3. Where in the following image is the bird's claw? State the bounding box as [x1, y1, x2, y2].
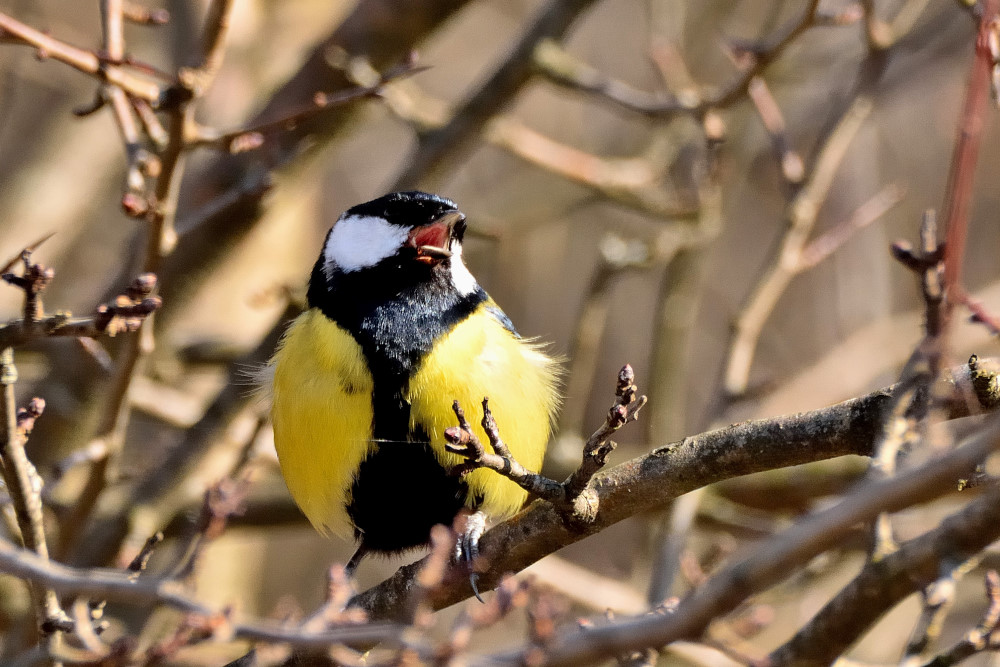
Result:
[455, 510, 487, 602]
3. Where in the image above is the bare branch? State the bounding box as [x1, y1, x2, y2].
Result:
[0, 537, 405, 649]
[724, 96, 874, 396]
[0, 348, 68, 633]
[0, 273, 160, 349]
[0, 11, 162, 101]
[351, 361, 1000, 620]
[920, 570, 1000, 666]
[486, 421, 1000, 667]
[393, 0, 599, 189]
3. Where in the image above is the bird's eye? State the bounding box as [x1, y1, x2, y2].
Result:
[453, 217, 467, 238]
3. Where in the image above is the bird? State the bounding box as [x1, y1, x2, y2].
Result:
[267, 191, 560, 580]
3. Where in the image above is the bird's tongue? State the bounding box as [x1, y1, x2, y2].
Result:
[408, 221, 450, 251]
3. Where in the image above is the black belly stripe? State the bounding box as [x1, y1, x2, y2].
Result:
[307, 254, 491, 552]
[347, 430, 469, 551]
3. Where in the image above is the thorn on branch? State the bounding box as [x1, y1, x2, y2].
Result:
[73, 91, 107, 117]
[892, 210, 946, 341]
[891, 240, 945, 273]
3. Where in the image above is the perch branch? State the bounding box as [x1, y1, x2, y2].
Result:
[483, 421, 1000, 667]
[351, 358, 1000, 620]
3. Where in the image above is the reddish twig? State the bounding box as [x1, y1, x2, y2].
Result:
[940, 0, 1000, 326]
[958, 288, 1000, 335]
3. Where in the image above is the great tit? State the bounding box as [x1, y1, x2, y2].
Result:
[268, 191, 560, 575]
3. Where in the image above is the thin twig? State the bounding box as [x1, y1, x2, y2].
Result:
[0, 11, 161, 101]
[0, 537, 406, 649]
[56, 0, 239, 562]
[445, 365, 646, 511]
[0, 350, 69, 635]
[940, 0, 1000, 327]
[535, 0, 824, 116]
[797, 183, 905, 270]
[185, 59, 426, 153]
[747, 76, 804, 185]
[724, 96, 874, 396]
[393, 0, 599, 189]
[921, 570, 1000, 666]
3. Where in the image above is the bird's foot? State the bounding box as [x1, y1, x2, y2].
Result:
[455, 510, 487, 602]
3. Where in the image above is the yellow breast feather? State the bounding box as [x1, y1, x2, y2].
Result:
[270, 309, 374, 536]
[406, 302, 560, 521]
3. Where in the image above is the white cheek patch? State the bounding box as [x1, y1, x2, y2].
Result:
[323, 214, 409, 273]
[449, 242, 479, 296]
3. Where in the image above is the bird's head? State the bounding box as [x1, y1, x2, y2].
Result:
[315, 191, 478, 297]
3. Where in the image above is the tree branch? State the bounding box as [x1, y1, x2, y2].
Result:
[350, 359, 1000, 620]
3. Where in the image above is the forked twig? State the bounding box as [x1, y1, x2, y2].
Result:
[445, 365, 646, 518]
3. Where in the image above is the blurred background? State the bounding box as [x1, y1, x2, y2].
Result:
[1, 0, 999, 664]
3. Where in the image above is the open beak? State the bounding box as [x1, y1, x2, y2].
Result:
[407, 210, 465, 264]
